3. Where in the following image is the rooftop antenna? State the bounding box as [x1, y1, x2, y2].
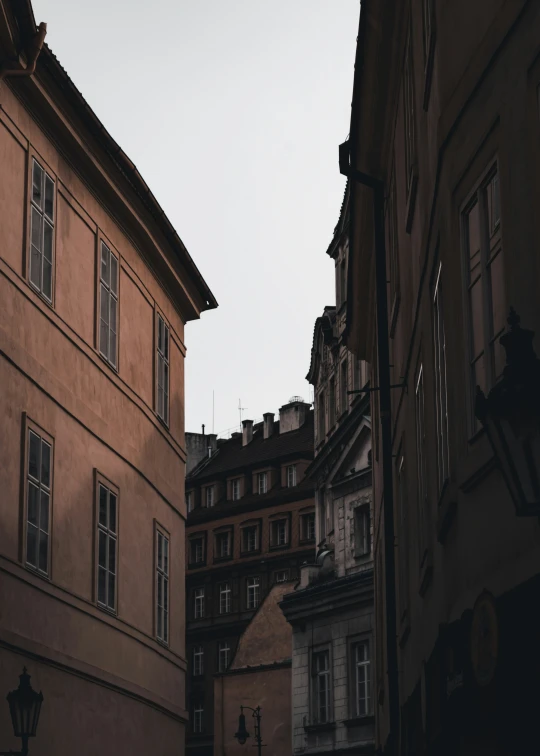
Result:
[238, 398, 247, 430]
[202, 424, 205, 435]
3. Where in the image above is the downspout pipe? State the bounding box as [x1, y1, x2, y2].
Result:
[0, 22, 47, 82]
[340, 142, 400, 755]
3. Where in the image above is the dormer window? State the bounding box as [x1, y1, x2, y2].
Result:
[257, 472, 268, 495]
[287, 465, 297, 488]
[232, 479, 241, 501]
[205, 486, 214, 508]
[186, 491, 193, 513]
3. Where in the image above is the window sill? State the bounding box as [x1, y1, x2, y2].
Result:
[269, 542, 290, 552]
[343, 715, 374, 728]
[188, 561, 207, 570]
[240, 549, 261, 558]
[304, 721, 336, 733]
[299, 537, 316, 546]
[213, 555, 233, 564]
[354, 549, 372, 560]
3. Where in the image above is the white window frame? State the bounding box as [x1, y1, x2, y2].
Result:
[193, 645, 204, 676]
[219, 582, 231, 614]
[155, 528, 169, 645]
[242, 525, 259, 553]
[312, 649, 331, 724]
[29, 158, 55, 303]
[232, 479, 241, 500]
[246, 577, 260, 609]
[186, 491, 193, 513]
[96, 482, 118, 613]
[193, 703, 204, 733]
[286, 465, 297, 488]
[275, 570, 289, 583]
[156, 313, 170, 425]
[99, 240, 119, 369]
[194, 587, 205, 619]
[216, 531, 230, 559]
[271, 518, 288, 547]
[218, 641, 230, 672]
[258, 472, 268, 495]
[26, 428, 52, 577]
[205, 486, 214, 508]
[433, 262, 450, 496]
[353, 641, 372, 717]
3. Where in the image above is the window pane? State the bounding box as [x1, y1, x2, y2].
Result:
[101, 243, 110, 286]
[164, 326, 169, 361]
[158, 317, 164, 352]
[108, 537, 116, 575]
[26, 523, 38, 567]
[109, 330, 117, 368]
[164, 363, 169, 396]
[164, 577, 168, 611]
[30, 243, 41, 290]
[163, 610, 168, 642]
[158, 573, 163, 607]
[44, 175, 54, 219]
[98, 566, 106, 604]
[38, 531, 48, 573]
[110, 296, 117, 335]
[487, 172, 500, 235]
[157, 609, 163, 638]
[28, 431, 40, 480]
[100, 284, 110, 327]
[489, 250, 505, 339]
[467, 202, 481, 277]
[109, 493, 117, 534]
[42, 259, 52, 302]
[32, 161, 43, 207]
[40, 490, 49, 532]
[158, 533, 163, 570]
[470, 277, 484, 359]
[28, 483, 39, 525]
[98, 530, 107, 568]
[100, 320, 109, 360]
[110, 254, 118, 296]
[99, 486, 108, 526]
[164, 538, 169, 574]
[31, 206, 42, 251]
[108, 572, 115, 609]
[41, 441, 51, 487]
[43, 220, 53, 264]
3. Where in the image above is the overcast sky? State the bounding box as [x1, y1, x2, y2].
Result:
[32, 0, 359, 436]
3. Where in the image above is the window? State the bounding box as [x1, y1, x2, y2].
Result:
[26, 427, 52, 576]
[329, 378, 335, 427]
[193, 645, 204, 676]
[257, 472, 267, 495]
[312, 650, 331, 724]
[353, 359, 364, 391]
[354, 505, 370, 557]
[205, 486, 214, 508]
[194, 587, 205, 619]
[353, 641, 372, 717]
[242, 525, 259, 553]
[186, 491, 193, 513]
[271, 518, 288, 547]
[193, 703, 204, 733]
[232, 478, 241, 500]
[415, 365, 427, 561]
[156, 528, 169, 644]
[218, 641, 230, 672]
[463, 165, 503, 431]
[219, 582, 231, 614]
[340, 259, 346, 307]
[215, 531, 231, 559]
[275, 570, 289, 583]
[318, 391, 326, 442]
[403, 29, 417, 201]
[97, 482, 118, 612]
[286, 464, 297, 488]
[99, 241, 119, 368]
[29, 158, 55, 303]
[300, 512, 316, 542]
[246, 577, 260, 609]
[433, 263, 450, 495]
[340, 360, 348, 415]
[190, 537, 205, 565]
[396, 453, 409, 618]
[156, 314, 169, 425]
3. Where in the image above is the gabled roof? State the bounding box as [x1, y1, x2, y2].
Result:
[306, 307, 336, 385]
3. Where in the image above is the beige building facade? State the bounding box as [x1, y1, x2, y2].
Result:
[0, 2, 215, 753]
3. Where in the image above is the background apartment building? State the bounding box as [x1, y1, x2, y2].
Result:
[185, 399, 315, 756]
[281, 186, 374, 756]
[343, 0, 540, 754]
[0, 3, 215, 754]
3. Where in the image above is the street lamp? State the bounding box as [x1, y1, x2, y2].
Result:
[475, 307, 540, 516]
[1, 668, 43, 756]
[234, 705, 264, 756]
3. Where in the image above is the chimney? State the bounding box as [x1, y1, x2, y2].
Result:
[279, 397, 310, 434]
[242, 419, 253, 446]
[263, 412, 274, 439]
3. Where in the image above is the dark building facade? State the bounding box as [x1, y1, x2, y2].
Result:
[343, 1, 540, 754]
[185, 399, 315, 756]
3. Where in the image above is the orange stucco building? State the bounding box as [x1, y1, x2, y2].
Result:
[0, 2, 216, 754]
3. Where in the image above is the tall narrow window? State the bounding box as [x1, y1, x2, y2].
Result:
[318, 391, 326, 442]
[156, 314, 170, 425]
[242, 525, 259, 553]
[433, 263, 450, 495]
[156, 529, 169, 644]
[232, 479, 241, 500]
[215, 531, 230, 559]
[29, 159, 54, 303]
[463, 165, 504, 431]
[206, 486, 214, 507]
[193, 703, 204, 733]
[193, 645, 204, 676]
[194, 587, 205, 619]
[312, 650, 331, 724]
[287, 465, 297, 488]
[26, 428, 52, 576]
[415, 366, 427, 562]
[99, 241, 119, 368]
[354, 505, 370, 557]
[257, 472, 267, 495]
[219, 582, 231, 614]
[403, 30, 417, 201]
[246, 577, 260, 609]
[190, 537, 205, 565]
[301, 512, 316, 542]
[354, 642, 371, 717]
[271, 519, 288, 547]
[218, 641, 230, 672]
[97, 482, 118, 612]
[186, 491, 193, 513]
[340, 360, 348, 414]
[329, 378, 336, 427]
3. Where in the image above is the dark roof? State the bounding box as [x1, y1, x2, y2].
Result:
[306, 308, 336, 384]
[325, 179, 350, 258]
[187, 411, 314, 482]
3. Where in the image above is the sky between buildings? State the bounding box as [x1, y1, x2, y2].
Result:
[32, 0, 360, 436]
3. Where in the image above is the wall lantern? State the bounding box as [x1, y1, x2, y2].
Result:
[1, 668, 43, 756]
[475, 308, 540, 516]
[234, 705, 264, 756]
